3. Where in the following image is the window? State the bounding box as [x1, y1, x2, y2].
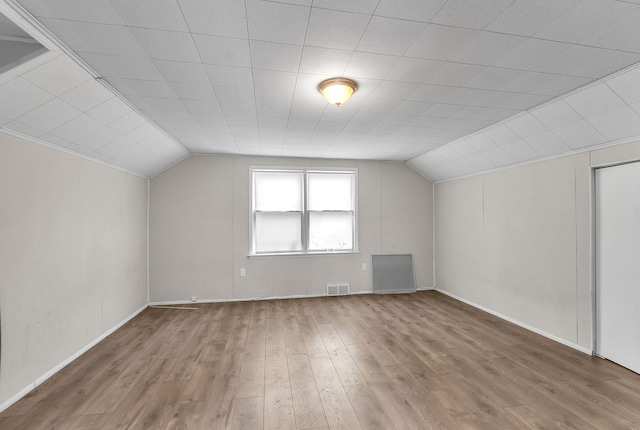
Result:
[250, 167, 357, 255]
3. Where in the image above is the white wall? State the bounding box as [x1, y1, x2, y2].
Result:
[434, 139, 640, 351]
[149, 155, 433, 302]
[0, 132, 148, 407]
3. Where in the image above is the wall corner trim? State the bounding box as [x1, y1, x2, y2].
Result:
[0, 304, 148, 414]
[435, 288, 593, 356]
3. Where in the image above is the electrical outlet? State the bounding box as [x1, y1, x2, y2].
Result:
[362, 263, 367, 271]
[240, 268, 246, 277]
[191, 296, 197, 302]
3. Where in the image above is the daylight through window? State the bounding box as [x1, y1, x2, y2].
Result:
[251, 168, 357, 255]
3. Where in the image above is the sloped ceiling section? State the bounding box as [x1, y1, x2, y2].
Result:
[0, 4, 188, 177]
[408, 63, 640, 181]
[3, 0, 640, 179]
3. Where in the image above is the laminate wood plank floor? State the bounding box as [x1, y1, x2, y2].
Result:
[3, 291, 640, 429]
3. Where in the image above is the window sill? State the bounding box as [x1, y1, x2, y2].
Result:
[248, 251, 360, 258]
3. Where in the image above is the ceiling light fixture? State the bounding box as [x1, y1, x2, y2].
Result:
[318, 77, 358, 107]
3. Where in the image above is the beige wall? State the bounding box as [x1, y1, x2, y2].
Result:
[149, 155, 433, 302]
[0, 133, 148, 407]
[434, 139, 640, 351]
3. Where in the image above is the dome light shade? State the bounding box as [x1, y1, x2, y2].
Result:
[318, 78, 358, 107]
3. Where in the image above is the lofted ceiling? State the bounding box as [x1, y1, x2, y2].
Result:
[1, 0, 640, 180]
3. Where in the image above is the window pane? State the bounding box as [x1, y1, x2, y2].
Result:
[255, 171, 302, 211]
[308, 173, 353, 211]
[255, 212, 302, 253]
[308, 212, 353, 251]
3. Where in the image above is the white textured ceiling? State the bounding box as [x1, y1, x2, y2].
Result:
[1, 0, 640, 179]
[409, 65, 640, 180]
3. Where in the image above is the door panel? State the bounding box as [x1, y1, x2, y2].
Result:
[596, 162, 640, 373]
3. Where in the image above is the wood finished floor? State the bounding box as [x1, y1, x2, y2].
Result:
[2, 291, 640, 429]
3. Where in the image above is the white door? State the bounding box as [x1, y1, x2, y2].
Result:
[596, 162, 640, 374]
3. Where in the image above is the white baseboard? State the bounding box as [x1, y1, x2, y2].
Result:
[0, 384, 34, 416]
[149, 288, 440, 308]
[435, 288, 592, 356]
[149, 290, 375, 306]
[0, 304, 148, 414]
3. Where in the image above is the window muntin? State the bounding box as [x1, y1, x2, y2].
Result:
[251, 168, 357, 255]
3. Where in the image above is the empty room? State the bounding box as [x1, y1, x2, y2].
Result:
[2, 0, 640, 428]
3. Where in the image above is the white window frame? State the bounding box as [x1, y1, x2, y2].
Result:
[250, 166, 358, 256]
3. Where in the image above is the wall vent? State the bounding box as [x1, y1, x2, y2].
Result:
[327, 283, 350, 296]
[372, 254, 416, 294]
